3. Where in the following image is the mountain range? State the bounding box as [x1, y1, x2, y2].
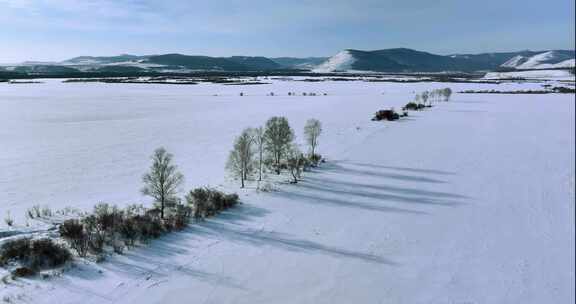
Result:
[314, 48, 575, 72]
[2, 48, 574, 75]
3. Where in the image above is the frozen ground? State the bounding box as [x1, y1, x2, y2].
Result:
[483, 69, 575, 80]
[0, 78, 574, 303]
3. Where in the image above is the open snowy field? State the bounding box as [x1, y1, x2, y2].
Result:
[0, 78, 574, 303]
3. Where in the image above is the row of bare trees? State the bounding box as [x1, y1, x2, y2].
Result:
[414, 88, 452, 106]
[226, 117, 323, 187]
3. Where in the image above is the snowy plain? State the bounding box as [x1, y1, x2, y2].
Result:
[0, 77, 574, 303]
[484, 69, 575, 80]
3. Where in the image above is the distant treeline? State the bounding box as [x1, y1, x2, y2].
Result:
[459, 87, 575, 94]
[0, 70, 485, 81]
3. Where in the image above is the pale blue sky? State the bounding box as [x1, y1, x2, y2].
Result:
[1, 0, 574, 62]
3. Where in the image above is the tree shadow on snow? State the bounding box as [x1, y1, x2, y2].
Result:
[296, 182, 464, 207]
[193, 219, 398, 266]
[64, 204, 271, 291]
[304, 176, 468, 200]
[321, 161, 448, 184]
[270, 160, 469, 215]
[343, 161, 456, 176]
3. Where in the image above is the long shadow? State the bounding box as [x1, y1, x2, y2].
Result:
[452, 100, 487, 104]
[269, 189, 428, 214]
[115, 247, 246, 290]
[343, 161, 456, 176]
[194, 219, 397, 266]
[304, 176, 468, 200]
[66, 204, 271, 289]
[295, 182, 463, 207]
[85, 235, 247, 290]
[447, 110, 487, 113]
[322, 162, 447, 184]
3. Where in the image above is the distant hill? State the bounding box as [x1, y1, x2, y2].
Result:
[498, 50, 575, 69]
[3, 49, 573, 76]
[12, 65, 80, 74]
[271, 57, 328, 69]
[143, 54, 286, 71]
[62, 54, 143, 65]
[143, 54, 246, 71]
[227, 56, 282, 70]
[314, 48, 575, 72]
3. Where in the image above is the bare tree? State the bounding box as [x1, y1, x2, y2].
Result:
[421, 91, 429, 106]
[442, 88, 453, 101]
[250, 127, 265, 182]
[286, 145, 303, 184]
[264, 116, 294, 174]
[226, 128, 254, 188]
[142, 147, 184, 219]
[431, 90, 438, 104]
[304, 118, 322, 157]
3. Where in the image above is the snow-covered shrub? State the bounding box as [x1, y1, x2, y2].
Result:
[372, 109, 401, 121]
[31, 205, 41, 218]
[11, 266, 36, 278]
[140, 211, 164, 240]
[0, 238, 71, 273]
[27, 238, 71, 269]
[169, 203, 191, 230]
[0, 238, 31, 266]
[117, 205, 144, 247]
[59, 219, 89, 257]
[286, 146, 308, 183]
[309, 153, 323, 166]
[223, 193, 240, 209]
[402, 102, 426, 111]
[82, 215, 106, 255]
[118, 216, 138, 247]
[186, 188, 209, 221]
[185, 188, 239, 220]
[258, 181, 275, 192]
[41, 207, 53, 218]
[4, 212, 14, 227]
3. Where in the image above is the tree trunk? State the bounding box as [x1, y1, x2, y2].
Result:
[276, 152, 281, 174]
[258, 149, 263, 181]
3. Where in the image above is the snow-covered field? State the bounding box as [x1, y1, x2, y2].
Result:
[484, 69, 575, 80]
[0, 78, 574, 303]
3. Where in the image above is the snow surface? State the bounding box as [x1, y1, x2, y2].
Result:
[501, 55, 528, 68]
[550, 58, 576, 69]
[0, 78, 574, 303]
[313, 51, 356, 72]
[519, 51, 563, 69]
[484, 69, 575, 80]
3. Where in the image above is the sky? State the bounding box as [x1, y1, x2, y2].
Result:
[1, 0, 575, 62]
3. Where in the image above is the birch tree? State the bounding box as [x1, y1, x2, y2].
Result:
[264, 116, 294, 174]
[250, 126, 265, 182]
[226, 128, 254, 188]
[286, 145, 303, 184]
[442, 88, 453, 101]
[421, 91, 429, 106]
[142, 147, 184, 219]
[304, 119, 322, 157]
